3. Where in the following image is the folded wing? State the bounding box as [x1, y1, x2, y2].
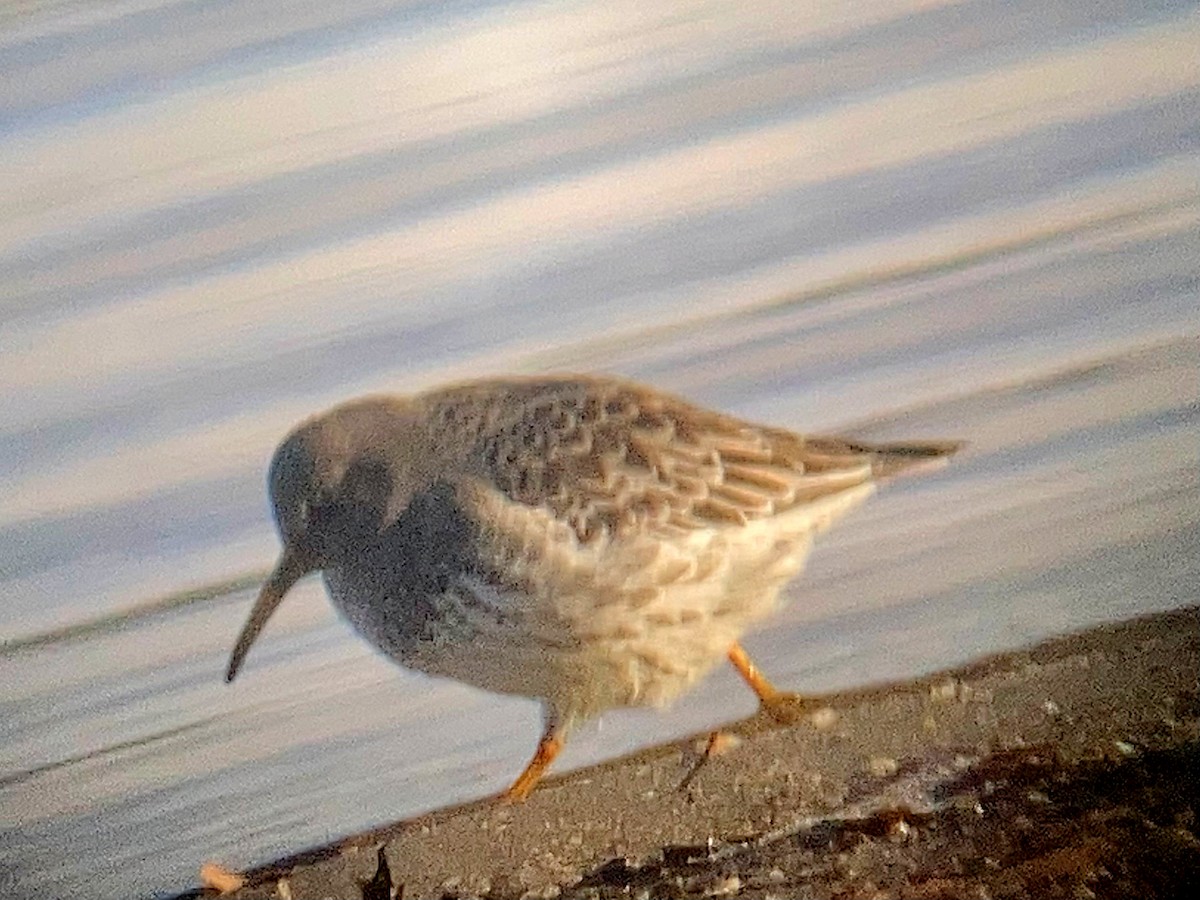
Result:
[422, 376, 960, 544]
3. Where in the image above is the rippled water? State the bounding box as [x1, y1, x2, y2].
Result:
[2, 2, 1198, 898]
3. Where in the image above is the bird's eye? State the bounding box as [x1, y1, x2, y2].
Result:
[344, 460, 391, 508]
[307, 496, 341, 529]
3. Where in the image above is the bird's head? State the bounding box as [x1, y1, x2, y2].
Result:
[225, 397, 430, 683]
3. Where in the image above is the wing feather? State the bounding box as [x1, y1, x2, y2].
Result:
[417, 376, 955, 544]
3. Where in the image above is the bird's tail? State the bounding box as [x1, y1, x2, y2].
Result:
[807, 436, 966, 480]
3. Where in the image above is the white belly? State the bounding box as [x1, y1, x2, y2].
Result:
[322, 481, 870, 720]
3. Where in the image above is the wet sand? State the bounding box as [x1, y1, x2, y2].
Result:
[190, 605, 1199, 899]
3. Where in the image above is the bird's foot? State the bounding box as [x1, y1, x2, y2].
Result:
[756, 690, 822, 725]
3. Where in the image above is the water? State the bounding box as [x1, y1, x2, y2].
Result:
[2, 1, 1198, 897]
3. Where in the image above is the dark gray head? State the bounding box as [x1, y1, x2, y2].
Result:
[226, 397, 429, 682]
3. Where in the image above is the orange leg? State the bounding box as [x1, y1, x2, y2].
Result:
[728, 642, 815, 723]
[677, 730, 738, 792]
[727, 642, 781, 704]
[500, 724, 564, 803]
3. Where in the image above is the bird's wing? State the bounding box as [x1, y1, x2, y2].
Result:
[422, 376, 950, 544]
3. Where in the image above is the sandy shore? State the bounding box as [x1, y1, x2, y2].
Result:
[192, 606, 1199, 899]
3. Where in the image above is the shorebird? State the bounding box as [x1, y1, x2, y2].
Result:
[226, 375, 960, 801]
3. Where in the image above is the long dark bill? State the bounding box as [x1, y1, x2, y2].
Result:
[226, 548, 313, 683]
